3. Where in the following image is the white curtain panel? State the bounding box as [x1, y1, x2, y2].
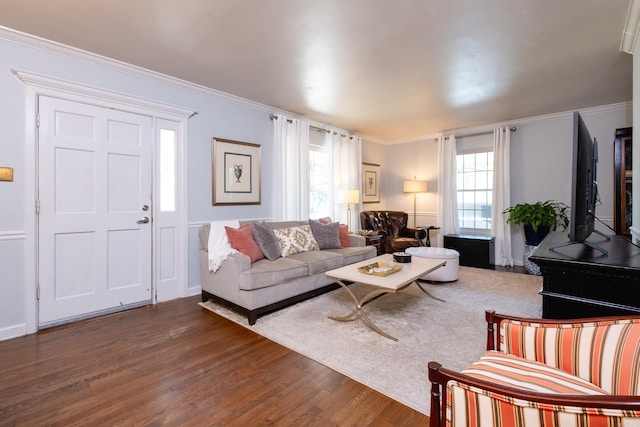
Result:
[272, 115, 310, 220]
[492, 126, 514, 266]
[436, 135, 459, 247]
[331, 133, 362, 230]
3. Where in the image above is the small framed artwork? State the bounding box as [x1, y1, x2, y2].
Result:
[212, 137, 261, 205]
[362, 162, 380, 203]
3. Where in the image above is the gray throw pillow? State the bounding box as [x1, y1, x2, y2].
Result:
[250, 221, 281, 260]
[308, 219, 342, 249]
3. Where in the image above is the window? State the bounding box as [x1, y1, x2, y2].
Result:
[159, 128, 176, 212]
[456, 150, 493, 231]
[309, 131, 331, 218]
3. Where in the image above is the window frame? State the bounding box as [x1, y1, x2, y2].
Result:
[456, 147, 493, 235]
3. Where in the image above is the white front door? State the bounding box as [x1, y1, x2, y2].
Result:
[38, 96, 153, 327]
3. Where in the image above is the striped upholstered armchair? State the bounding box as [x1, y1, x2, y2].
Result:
[428, 311, 640, 426]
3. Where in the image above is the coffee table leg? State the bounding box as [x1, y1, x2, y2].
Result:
[415, 281, 447, 302]
[328, 280, 399, 341]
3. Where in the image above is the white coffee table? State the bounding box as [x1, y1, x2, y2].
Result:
[325, 253, 446, 341]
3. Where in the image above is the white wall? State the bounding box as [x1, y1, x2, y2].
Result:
[507, 106, 631, 264]
[361, 138, 440, 231]
[361, 138, 386, 213]
[364, 105, 631, 266]
[383, 140, 439, 229]
[0, 29, 318, 339]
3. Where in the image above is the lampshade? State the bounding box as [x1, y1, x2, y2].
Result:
[403, 179, 428, 193]
[339, 189, 360, 204]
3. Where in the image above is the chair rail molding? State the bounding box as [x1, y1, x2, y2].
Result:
[0, 230, 26, 241]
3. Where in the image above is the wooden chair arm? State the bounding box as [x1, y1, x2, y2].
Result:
[428, 361, 640, 427]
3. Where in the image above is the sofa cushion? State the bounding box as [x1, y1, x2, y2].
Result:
[273, 225, 319, 257]
[238, 257, 308, 291]
[250, 221, 281, 261]
[225, 225, 264, 263]
[287, 250, 343, 275]
[324, 246, 377, 265]
[309, 219, 342, 249]
[462, 351, 608, 395]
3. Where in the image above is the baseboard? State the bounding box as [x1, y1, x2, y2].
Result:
[0, 322, 27, 341]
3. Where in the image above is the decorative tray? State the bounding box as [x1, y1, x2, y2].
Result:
[358, 261, 402, 277]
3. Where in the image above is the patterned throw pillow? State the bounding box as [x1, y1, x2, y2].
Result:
[273, 225, 319, 257]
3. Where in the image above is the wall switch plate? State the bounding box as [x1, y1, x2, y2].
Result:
[0, 167, 14, 182]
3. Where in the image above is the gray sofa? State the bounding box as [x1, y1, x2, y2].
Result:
[199, 220, 377, 325]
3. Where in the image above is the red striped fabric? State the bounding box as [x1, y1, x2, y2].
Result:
[462, 351, 608, 395]
[446, 381, 639, 427]
[499, 318, 640, 395]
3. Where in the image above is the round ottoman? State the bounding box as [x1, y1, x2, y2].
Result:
[405, 247, 460, 282]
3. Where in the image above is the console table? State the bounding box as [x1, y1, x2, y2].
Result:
[444, 234, 495, 269]
[529, 231, 640, 318]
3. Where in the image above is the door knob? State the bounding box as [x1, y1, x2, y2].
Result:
[137, 217, 150, 224]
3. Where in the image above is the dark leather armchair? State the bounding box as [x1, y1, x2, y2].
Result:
[360, 211, 426, 253]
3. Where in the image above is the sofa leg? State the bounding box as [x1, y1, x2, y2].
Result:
[248, 312, 258, 326]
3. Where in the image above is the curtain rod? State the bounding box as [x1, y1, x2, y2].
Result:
[439, 126, 517, 140]
[269, 113, 352, 137]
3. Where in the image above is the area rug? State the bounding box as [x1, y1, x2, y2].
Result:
[199, 266, 542, 415]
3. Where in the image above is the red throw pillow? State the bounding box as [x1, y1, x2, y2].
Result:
[339, 224, 350, 247]
[225, 224, 264, 263]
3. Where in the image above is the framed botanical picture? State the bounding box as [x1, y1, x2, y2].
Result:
[212, 138, 261, 205]
[362, 162, 380, 203]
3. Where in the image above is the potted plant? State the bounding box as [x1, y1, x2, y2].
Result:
[502, 200, 569, 246]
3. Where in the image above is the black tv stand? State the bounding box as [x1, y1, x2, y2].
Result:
[548, 229, 610, 258]
[530, 232, 640, 318]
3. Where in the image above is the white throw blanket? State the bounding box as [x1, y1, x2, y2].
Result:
[208, 220, 239, 272]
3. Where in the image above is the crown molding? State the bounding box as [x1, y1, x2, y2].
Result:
[1, 26, 630, 145]
[0, 26, 357, 135]
[0, 26, 278, 114]
[373, 102, 632, 145]
[13, 69, 197, 119]
[442, 102, 632, 137]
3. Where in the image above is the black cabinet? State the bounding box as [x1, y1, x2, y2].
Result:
[530, 231, 640, 318]
[444, 234, 495, 268]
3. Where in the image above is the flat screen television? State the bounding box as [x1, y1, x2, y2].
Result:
[551, 111, 607, 256]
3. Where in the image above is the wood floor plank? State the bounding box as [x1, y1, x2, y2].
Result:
[0, 296, 429, 426]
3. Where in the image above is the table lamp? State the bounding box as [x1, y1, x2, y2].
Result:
[403, 177, 428, 228]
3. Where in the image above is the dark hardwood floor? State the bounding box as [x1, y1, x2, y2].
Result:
[0, 296, 428, 426]
[493, 264, 526, 274]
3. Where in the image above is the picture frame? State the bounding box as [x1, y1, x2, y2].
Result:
[212, 137, 261, 205]
[362, 162, 381, 203]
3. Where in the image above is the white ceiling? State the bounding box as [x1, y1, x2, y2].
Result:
[0, 0, 634, 142]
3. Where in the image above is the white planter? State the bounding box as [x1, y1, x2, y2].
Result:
[524, 244, 541, 275]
